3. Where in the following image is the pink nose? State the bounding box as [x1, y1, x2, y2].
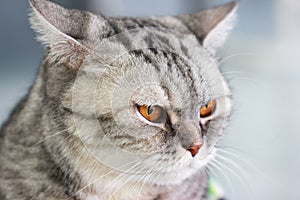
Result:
[187, 144, 202, 157]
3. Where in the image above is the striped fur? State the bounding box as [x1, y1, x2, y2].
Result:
[0, 0, 237, 199]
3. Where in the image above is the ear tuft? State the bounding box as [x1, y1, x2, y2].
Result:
[29, 0, 89, 70]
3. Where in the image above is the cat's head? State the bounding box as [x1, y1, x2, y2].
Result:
[29, 0, 236, 184]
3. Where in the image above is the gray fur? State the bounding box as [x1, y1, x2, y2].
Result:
[0, 0, 237, 199]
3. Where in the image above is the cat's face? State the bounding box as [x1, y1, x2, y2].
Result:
[29, 0, 236, 184]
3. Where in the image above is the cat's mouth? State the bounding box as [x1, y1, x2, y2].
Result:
[111, 149, 209, 186]
[140, 161, 203, 185]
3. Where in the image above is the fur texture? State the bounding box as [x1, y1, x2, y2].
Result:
[0, 0, 237, 199]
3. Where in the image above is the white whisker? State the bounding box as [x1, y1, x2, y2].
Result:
[216, 147, 272, 183]
[105, 163, 146, 200]
[211, 157, 254, 200]
[208, 160, 235, 196]
[219, 52, 256, 66]
[73, 159, 140, 197]
[31, 127, 74, 146]
[135, 165, 159, 200]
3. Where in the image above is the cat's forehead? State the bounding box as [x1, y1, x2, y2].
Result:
[87, 26, 199, 62]
[86, 49, 214, 107]
[81, 14, 192, 46]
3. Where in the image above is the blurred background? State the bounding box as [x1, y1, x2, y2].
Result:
[0, 0, 299, 199]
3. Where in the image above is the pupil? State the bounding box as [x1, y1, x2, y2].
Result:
[147, 106, 153, 115]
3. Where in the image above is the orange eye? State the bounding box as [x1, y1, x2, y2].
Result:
[137, 105, 166, 123]
[200, 100, 216, 118]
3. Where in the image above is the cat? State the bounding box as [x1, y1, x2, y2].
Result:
[0, 0, 237, 199]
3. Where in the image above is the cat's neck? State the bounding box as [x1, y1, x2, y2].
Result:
[76, 164, 207, 200]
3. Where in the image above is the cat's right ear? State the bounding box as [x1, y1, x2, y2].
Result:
[176, 2, 238, 55]
[28, 0, 108, 70]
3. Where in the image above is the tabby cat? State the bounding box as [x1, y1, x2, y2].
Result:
[0, 0, 237, 199]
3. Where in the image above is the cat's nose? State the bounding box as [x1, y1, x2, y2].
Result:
[187, 144, 202, 157]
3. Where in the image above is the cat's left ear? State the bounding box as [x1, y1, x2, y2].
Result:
[28, 0, 110, 70]
[177, 2, 238, 54]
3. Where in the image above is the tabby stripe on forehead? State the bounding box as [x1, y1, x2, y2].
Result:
[130, 49, 199, 98]
[130, 49, 161, 72]
[172, 53, 199, 98]
[111, 17, 168, 31]
[106, 17, 168, 52]
[163, 52, 199, 98]
[104, 19, 134, 51]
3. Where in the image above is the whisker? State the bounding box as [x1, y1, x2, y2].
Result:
[216, 147, 271, 182]
[104, 155, 159, 199]
[221, 71, 255, 76]
[31, 127, 74, 146]
[106, 157, 162, 200]
[213, 153, 250, 189]
[208, 160, 235, 197]
[228, 77, 261, 84]
[73, 159, 140, 197]
[211, 157, 254, 200]
[105, 163, 146, 200]
[219, 52, 256, 66]
[135, 162, 163, 200]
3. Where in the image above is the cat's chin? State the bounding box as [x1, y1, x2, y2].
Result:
[147, 150, 215, 185]
[138, 158, 205, 186]
[147, 164, 203, 186]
